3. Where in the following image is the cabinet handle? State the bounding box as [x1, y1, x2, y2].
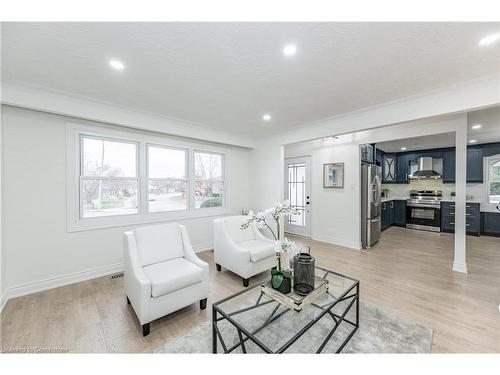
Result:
[390, 202, 394, 208]
[449, 213, 469, 216]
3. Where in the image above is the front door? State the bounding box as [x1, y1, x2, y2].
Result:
[284, 156, 311, 237]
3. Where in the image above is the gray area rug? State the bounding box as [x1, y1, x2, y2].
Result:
[153, 300, 433, 354]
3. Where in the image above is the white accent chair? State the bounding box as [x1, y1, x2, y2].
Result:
[213, 216, 276, 287]
[124, 223, 209, 336]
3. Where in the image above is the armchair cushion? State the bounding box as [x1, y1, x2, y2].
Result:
[134, 223, 184, 267]
[238, 240, 275, 263]
[143, 258, 203, 298]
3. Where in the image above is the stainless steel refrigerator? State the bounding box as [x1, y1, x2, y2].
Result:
[361, 164, 382, 248]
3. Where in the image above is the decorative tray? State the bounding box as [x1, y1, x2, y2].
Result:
[261, 276, 329, 312]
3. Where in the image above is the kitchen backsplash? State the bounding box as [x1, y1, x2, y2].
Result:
[382, 179, 486, 202]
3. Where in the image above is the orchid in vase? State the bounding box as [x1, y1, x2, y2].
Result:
[240, 200, 299, 292]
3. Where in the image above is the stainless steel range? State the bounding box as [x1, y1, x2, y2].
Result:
[406, 190, 442, 232]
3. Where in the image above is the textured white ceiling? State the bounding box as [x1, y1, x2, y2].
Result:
[2, 22, 499, 138]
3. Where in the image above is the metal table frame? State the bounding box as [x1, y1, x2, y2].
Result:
[212, 266, 359, 354]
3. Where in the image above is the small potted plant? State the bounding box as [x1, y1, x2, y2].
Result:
[382, 188, 390, 198]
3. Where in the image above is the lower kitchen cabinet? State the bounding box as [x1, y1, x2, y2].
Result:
[441, 202, 480, 236]
[393, 200, 406, 227]
[381, 201, 393, 231]
[481, 212, 500, 236]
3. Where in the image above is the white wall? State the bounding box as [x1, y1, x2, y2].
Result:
[2, 105, 249, 298]
[277, 115, 468, 249]
[285, 140, 361, 248]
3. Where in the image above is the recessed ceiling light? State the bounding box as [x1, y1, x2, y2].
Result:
[479, 33, 500, 46]
[471, 124, 482, 130]
[401, 147, 407, 151]
[109, 59, 125, 71]
[283, 44, 297, 56]
[262, 114, 271, 121]
[469, 139, 477, 143]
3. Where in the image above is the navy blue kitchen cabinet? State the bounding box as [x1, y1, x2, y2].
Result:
[441, 147, 484, 183]
[382, 154, 397, 183]
[393, 200, 406, 227]
[442, 149, 455, 183]
[381, 201, 393, 230]
[466, 147, 483, 183]
[482, 212, 500, 236]
[441, 202, 480, 236]
[396, 154, 408, 183]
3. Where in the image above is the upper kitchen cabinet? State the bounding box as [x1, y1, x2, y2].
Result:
[382, 154, 397, 183]
[360, 144, 375, 164]
[396, 154, 408, 183]
[466, 147, 483, 183]
[442, 149, 455, 183]
[442, 146, 484, 183]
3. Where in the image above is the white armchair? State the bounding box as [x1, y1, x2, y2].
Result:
[124, 223, 209, 336]
[213, 216, 276, 287]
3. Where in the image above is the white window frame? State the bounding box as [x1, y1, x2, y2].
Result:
[66, 123, 229, 232]
[192, 149, 226, 210]
[79, 134, 140, 220]
[485, 154, 500, 209]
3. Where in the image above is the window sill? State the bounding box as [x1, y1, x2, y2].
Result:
[67, 208, 232, 233]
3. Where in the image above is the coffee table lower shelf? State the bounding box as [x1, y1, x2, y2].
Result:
[212, 266, 359, 354]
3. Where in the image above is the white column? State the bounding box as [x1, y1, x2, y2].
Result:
[453, 118, 468, 273]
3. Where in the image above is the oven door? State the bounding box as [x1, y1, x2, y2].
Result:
[406, 205, 441, 229]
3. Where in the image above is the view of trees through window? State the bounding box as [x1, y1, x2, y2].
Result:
[81, 137, 138, 218]
[194, 151, 224, 208]
[488, 158, 500, 203]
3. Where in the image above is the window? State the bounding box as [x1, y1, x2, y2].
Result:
[68, 124, 228, 231]
[487, 157, 500, 204]
[80, 136, 138, 218]
[194, 151, 224, 209]
[147, 145, 188, 212]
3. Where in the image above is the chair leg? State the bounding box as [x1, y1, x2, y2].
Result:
[142, 323, 150, 337]
[242, 278, 249, 287]
[126, 296, 131, 305]
[216, 263, 221, 272]
[200, 298, 207, 310]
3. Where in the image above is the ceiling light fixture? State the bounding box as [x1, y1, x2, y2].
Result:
[469, 139, 477, 143]
[400, 147, 407, 151]
[262, 114, 272, 121]
[283, 44, 297, 56]
[479, 32, 500, 46]
[109, 59, 125, 71]
[471, 124, 482, 130]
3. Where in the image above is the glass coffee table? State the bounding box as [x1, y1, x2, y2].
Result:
[212, 266, 359, 354]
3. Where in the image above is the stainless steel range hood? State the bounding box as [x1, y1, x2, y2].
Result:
[409, 157, 442, 179]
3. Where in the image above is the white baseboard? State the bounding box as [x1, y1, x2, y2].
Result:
[7, 262, 123, 300]
[0, 291, 8, 314]
[452, 261, 468, 274]
[312, 234, 362, 250]
[193, 242, 213, 253]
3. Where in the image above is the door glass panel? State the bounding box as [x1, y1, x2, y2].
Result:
[287, 163, 306, 227]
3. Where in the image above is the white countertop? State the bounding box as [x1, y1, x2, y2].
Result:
[381, 196, 408, 203]
[440, 198, 483, 204]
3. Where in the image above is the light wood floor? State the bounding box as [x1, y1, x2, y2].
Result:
[1, 227, 499, 353]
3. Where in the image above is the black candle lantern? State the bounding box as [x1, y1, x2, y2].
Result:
[293, 246, 315, 295]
